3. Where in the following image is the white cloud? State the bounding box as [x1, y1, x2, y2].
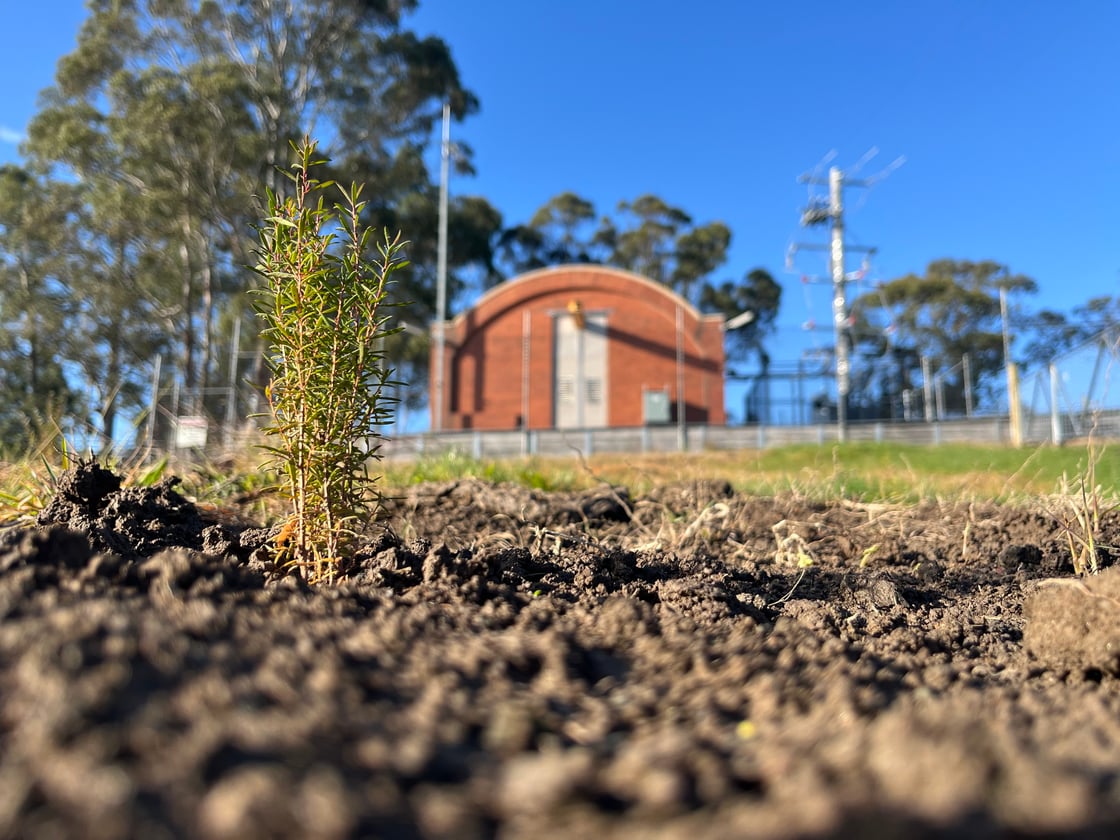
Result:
[0, 126, 26, 145]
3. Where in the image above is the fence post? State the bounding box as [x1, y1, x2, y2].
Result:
[147, 354, 162, 452]
[922, 356, 934, 422]
[962, 353, 974, 417]
[1049, 363, 1063, 445]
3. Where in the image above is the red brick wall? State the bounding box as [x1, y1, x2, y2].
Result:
[431, 266, 726, 430]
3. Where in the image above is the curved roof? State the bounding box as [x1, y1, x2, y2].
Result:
[449, 264, 710, 329]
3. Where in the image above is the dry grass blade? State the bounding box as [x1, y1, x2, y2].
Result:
[1046, 437, 1119, 575]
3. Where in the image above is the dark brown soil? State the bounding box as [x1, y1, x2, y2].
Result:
[3, 460, 1120, 838]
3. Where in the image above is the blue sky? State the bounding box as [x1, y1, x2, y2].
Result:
[3, 1, 1119, 423]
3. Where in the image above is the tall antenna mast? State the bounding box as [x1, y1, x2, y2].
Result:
[793, 151, 903, 442]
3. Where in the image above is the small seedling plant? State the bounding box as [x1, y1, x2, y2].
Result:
[253, 138, 407, 583]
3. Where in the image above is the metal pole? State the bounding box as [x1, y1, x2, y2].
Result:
[676, 304, 686, 451]
[147, 354, 161, 451]
[1049, 362, 1063, 445]
[999, 283, 1014, 423]
[433, 102, 450, 432]
[999, 283, 1023, 446]
[962, 353, 973, 417]
[921, 356, 933, 422]
[225, 316, 241, 446]
[521, 309, 531, 428]
[829, 167, 849, 442]
[169, 375, 180, 451]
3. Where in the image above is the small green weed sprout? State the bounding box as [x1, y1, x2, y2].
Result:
[253, 138, 407, 583]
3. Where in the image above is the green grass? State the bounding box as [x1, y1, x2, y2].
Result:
[384, 451, 583, 491]
[6, 440, 1119, 528]
[386, 441, 1120, 504]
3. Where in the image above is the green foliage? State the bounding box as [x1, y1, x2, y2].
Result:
[598, 194, 731, 301]
[526, 191, 598, 265]
[495, 191, 733, 304]
[388, 442, 1120, 505]
[0, 433, 167, 525]
[16, 0, 484, 446]
[670, 222, 733, 301]
[253, 139, 407, 583]
[0, 165, 89, 452]
[850, 259, 1037, 415]
[389, 451, 578, 491]
[699, 268, 783, 370]
[0, 437, 72, 526]
[1023, 296, 1120, 370]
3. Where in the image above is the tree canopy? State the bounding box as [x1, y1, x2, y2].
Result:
[699, 269, 783, 371]
[848, 259, 1037, 417]
[7, 0, 496, 446]
[495, 191, 734, 304]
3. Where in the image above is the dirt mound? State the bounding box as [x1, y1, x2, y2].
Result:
[1, 460, 1119, 838]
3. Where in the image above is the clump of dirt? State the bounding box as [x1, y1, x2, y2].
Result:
[1024, 567, 1120, 675]
[36, 459, 207, 558]
[1, 459, 1120, 838]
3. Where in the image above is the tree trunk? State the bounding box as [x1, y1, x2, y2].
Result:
[100, 318, 123, 453]
[178, 213, 197, 413]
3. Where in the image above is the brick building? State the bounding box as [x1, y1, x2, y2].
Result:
[431, 265, 726, 431]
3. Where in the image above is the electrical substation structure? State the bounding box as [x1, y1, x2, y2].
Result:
[791, 152, 903, 441]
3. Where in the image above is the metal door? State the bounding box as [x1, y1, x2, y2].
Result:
[554, 313, 607, 428]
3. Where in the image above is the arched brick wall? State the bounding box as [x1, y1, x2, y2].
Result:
[431, 265, 726, 430]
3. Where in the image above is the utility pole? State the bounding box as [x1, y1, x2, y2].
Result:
[999, 282, 1023, 447]
[433, 102, 450, 432]
[793, 152, 902, 442]
[826, 167, 850, 439]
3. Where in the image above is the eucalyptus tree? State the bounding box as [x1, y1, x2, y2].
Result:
[595, 194, 690, 288]
[851, 259, 1037, 412]
[495, 224, 549, 276]
[73, 173, 177, 448]
[1021, 296, 1120, 371]
[388, 189, 504, 408]
[496, 191, 732, 303]
[527, 191, 599, 265]
[495, 192, 601, 276]
[699, 268, 783, 371]
[23, 0, 480, 439]
[0, 166, 87, 451]
[594, 194, 731, 302]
